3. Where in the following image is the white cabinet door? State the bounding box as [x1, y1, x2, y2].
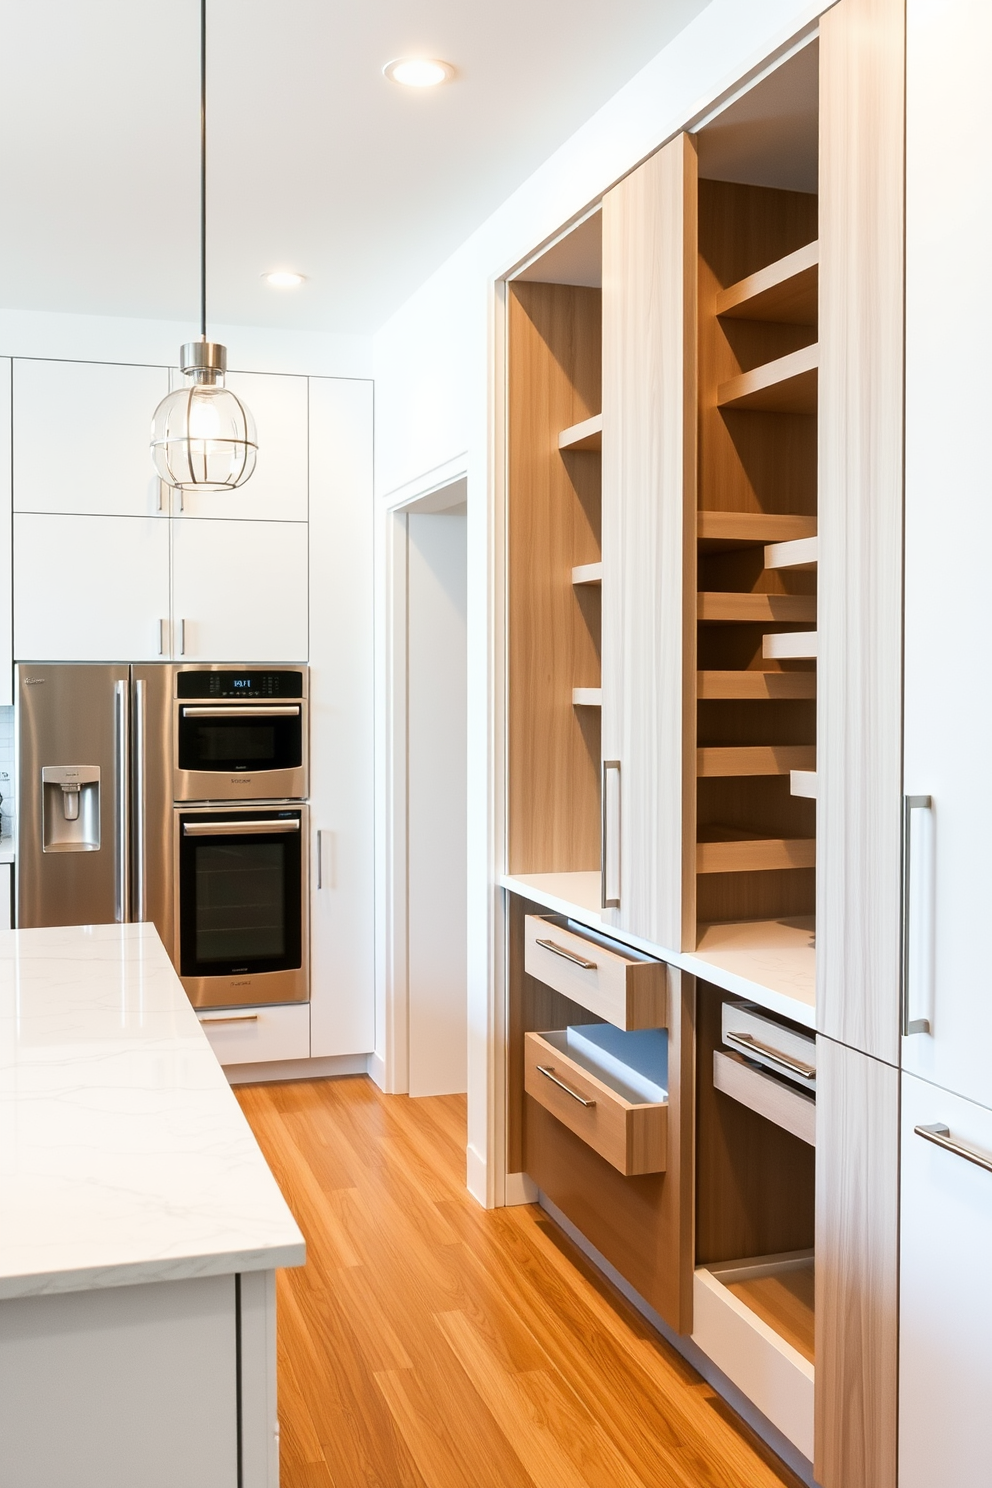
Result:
[903, 0, 992, 1105]
[899, 1072, 992, 1488]
[0, 359, 12, 703]
[171, 517, 308, 662]
[307, 378, 374, 1058]
[13, 359, 169, 518]
[174, 371, 309, 523]
[14, 514, 170, 662]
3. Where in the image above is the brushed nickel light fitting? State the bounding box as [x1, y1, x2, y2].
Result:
[151, 0, 257, 493]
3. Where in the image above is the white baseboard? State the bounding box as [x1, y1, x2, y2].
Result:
[367, 1051, 387, 1091]
[224, 1053, 370, 1086]
[466, 1141, 489, 1207]
[505, 1171, 539, 1206]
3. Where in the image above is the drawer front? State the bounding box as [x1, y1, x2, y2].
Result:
[524, 1031, 667, 1176]
[198, 1002, 310, 1066]
[524, 915, 667, 1029]
[722, 1000, 816, 1089]
[714, 1050, 816, 1146]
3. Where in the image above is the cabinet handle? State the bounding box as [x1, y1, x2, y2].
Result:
[158, 619, 168, 656]
[134, 679, 146, 922]
[316, 829, 323, 890]
[724, 1030, 816, 1081]
[901, 794, 933, 1036]
[115, 680, 129, 924]
[199, 1014, 260, 1025]
[915, 1122, 992, 1176]
[535, 937, 597, 971]
[601, 759, 621, 909]
[536, 1065, 596, 1107]
[179, 618, 186, 656]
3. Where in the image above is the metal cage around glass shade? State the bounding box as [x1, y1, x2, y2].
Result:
[151, 342, 258, 492]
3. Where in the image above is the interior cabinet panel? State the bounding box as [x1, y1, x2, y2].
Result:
[814, 1036, 898, 1488]
[816, 0, 905, 1063]
[601, 132, 697, 951]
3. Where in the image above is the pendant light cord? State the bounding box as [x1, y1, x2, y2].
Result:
[200, 0, 207, 341]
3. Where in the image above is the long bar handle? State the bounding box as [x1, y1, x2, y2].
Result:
[316, 829, 323, 890]
[536, 1065, 596, 1107]
[181, 706, 300, 718]
[115, 680, 129, 923]
[134, 679, 146, 923]
[179, 618, 186, 656]
[725, 1030, 817, 1081]
[183, 819, 299, 836]
[915, 1122, 992, 1176]
[535, 937, 597, 971]
[199, 1014, 260, 1026]
[902, 794, 933, 1036]
[601, 759, 621, 909]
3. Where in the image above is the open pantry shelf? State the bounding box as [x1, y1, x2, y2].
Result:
[686, 917, 815, 1022]
[697, 829, 816, 874]
[697, 745, 815, 777]
[715, 240, 819, 325]
[698, 592, 817, 623]
[762, 631, 817, 659]
[765, 536, 818, 570]
[697, 670, 816, 700]
[558, 413, 602, 451]
[717, 344, 819, 415]
[698, 512, 817, 549]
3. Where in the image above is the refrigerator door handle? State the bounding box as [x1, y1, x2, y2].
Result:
[115, 680, 130, 923]
[134, 679, 146, 922]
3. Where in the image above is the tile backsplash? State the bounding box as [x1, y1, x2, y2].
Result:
[0, 706, 14, 841]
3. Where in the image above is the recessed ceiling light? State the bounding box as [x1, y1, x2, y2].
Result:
[383, 57, 454, 88]
[263, 271, 306, 289]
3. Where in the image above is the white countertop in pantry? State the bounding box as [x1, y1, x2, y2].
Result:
[0, 841, 15, 865]
[0, 921, 305, 1302]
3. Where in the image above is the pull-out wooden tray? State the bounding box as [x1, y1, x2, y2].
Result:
[524, 914, 667, 1029]
[524, 1028, 668, 1176]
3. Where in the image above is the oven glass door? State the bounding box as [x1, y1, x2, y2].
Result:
[178, 810, 303, 978]
[177, 705, 303, 776]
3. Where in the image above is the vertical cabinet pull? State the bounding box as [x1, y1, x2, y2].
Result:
[133, 679, 146, 922]
[316, 829, 323, 890]
[158, 619, 168, 656]
[115, 680, 130, 924]
[601, 759, 621, 909]
[179, 618, 186, 656]
[901, 793, 933, 1036]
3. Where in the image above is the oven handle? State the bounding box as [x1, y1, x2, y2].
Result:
[183, 820, 301, 836]
[181, 706, 301, 718]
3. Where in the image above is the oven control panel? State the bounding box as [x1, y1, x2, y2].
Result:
[176, 669, 305, 700]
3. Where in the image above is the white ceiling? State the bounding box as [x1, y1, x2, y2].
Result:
[0, 0, 711, 336]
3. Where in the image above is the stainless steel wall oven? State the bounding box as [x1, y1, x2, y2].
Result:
[173, 667, 307, 803]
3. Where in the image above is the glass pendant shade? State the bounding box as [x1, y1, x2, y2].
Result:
[151, 341, 257, 492]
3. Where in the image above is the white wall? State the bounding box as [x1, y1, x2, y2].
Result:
[372, 0, 831, 1205]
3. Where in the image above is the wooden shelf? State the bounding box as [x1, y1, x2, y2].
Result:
[716, 241, 819, 325]
[791, 770, 817, 799]
[698, 511, 817, 550]
[697, 745, 816, 778]
[558, 413, 602, 451]
[763, 631, 818, 660]
[698, 670, 816, 700]
[571, 561, 602, 585]
[717, 344, 818, 415]
[572, 687, 602, 707]
[699, 592, 817, 623]
[765, 536, 818, 571]
[697, 828, 816, 874]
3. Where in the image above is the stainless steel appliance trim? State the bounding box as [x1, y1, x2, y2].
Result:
[134, 678, 146, 922]
[183, 819, 300, 836]
[915, 1122, 992, 1176]
[901, 793, 933, 1036]
[115, 679, 129, 923]
[181, 706, 301, 718]
[169, 662, 309, 698]
[536, 1065, 597, 1107]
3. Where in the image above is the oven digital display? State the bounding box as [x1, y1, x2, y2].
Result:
[176, 669, 304, 699]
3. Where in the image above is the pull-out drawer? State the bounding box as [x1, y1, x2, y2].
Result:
[524, 914, 667, 1029]
[197, 1001, 310, 1067]
[524, 1025, 668, 1176]
[721, 1001, 816, 1089]
[714, 1050, 816, 1146]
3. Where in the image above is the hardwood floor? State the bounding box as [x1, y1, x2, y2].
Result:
[236, 1076, 804, 1488]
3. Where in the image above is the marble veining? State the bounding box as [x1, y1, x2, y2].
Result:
[0, 922, 305, 1300]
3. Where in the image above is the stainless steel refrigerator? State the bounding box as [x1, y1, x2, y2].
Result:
[16, 664, 175, 948]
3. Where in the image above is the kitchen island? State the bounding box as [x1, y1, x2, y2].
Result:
[0, 921, 305, 1488]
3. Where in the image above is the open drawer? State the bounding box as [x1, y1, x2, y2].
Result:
[524, 914, 667, 1029]
[524, 1024, 668, 1176]
[716, 1000, 816, 1145]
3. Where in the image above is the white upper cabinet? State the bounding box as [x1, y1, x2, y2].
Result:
[171, 517, 308, 662]
[14, 513, 170, 662]
[0, 360, 12, 702]
[172, 370, 309, 523]
[12, 359, 169, 518]
[902, 0, 992, 1105]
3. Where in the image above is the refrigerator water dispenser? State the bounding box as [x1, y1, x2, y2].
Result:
[42, 766, 101, 852]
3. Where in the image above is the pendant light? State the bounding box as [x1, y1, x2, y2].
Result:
[151, 0, 257, 492]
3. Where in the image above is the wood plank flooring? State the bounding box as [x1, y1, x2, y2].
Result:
[236, 1076, 804, 1488]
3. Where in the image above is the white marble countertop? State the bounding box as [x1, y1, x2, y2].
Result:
[0, 840, 15, 865]
[0, 922, 305, 1301]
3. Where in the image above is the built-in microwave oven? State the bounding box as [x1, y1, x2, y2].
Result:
[174, 803, 309, 1008]
[173, 665, 308, 802]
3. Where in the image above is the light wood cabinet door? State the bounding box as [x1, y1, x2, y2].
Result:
[600, 133, 697, 952]
[171, 517, 308, 663]
[899, 1072, 992, 1488]
[902, 0, 992, 1107]
[13, 513, 170, 662]
[12, 359, 169, 518]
